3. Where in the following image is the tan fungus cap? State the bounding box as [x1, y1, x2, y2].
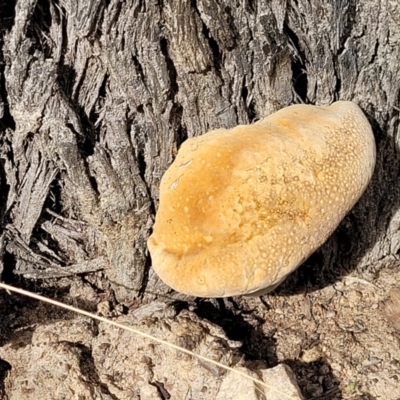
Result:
[148, 101, 376, 297]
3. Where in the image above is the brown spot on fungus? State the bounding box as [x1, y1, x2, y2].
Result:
[148, 101, 376, 297]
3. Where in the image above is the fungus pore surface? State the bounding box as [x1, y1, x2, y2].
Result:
[147, 101, 376, 297]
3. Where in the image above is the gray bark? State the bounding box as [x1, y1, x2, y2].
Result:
[0, 0, 399, 303]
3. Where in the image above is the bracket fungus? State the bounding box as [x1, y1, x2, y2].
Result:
[148, 101, 376, 297]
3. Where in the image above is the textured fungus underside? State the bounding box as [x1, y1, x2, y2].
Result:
[148, 101, 376, 297]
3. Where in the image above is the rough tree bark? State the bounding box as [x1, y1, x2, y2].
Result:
[1, 0, 399, 301]
[0, 0, 400, 397]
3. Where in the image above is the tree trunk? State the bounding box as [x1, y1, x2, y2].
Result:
[0, 0, 400, 397]
[2, 0, 399, 302]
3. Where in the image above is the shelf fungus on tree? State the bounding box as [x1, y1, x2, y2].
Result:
[147, 101, 376, 298]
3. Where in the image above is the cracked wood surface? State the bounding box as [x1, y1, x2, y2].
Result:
[0, 0, 399, 304]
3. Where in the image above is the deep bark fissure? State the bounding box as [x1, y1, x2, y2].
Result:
[159, 37, 179, 99]
[27, 0, 52, 58]
[284, 23, 308, 103]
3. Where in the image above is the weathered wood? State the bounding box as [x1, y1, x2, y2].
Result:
[0, 0, 399, 303]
